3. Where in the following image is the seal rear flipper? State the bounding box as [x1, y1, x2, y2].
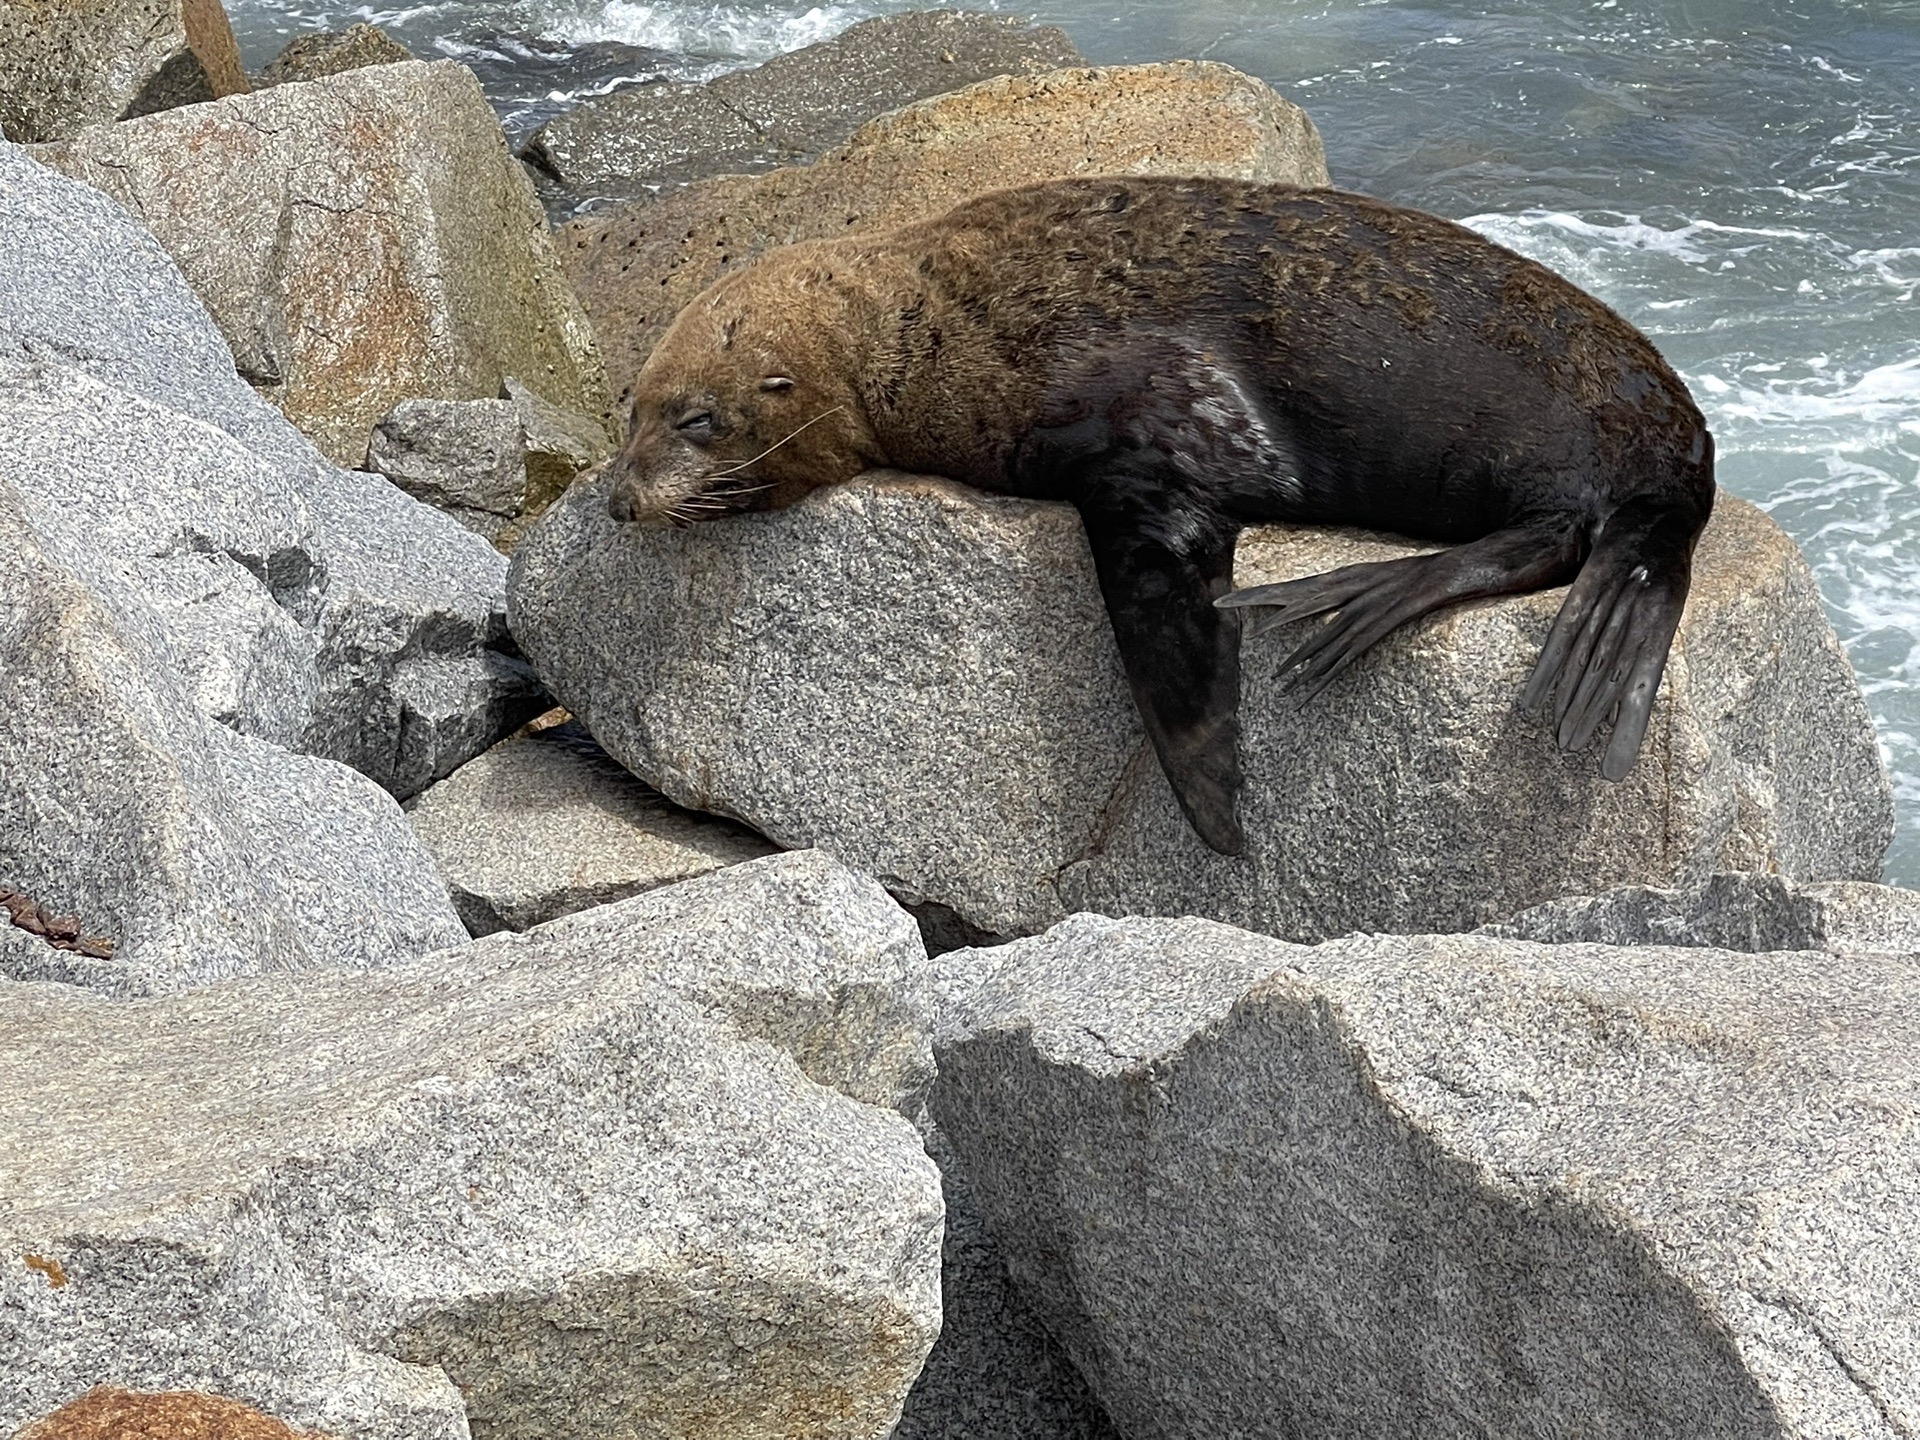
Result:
[1076, 499, 1246, 856]
[1220, 518, 1587, 702]
[1521, 499, 1702, 779]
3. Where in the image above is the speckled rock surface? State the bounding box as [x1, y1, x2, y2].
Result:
[0, 0, 248, 143]
[511, 470, 1889, 941]
[406, 721, 778, 936]
[365, 397, 528, 543]
[525, 10, 1082, 193]
[254, 23, 412, 86]
[559, 61, 1329, 404]
[37, 61, 608, 465]
[893, 1124, 1121, 1440]
[13, 1388, 334, 1440]
[0, 428, 466, 996]
[1485, 870, 1920, 953]
[928, 913, 1920, 1438]
[0, 852, 942, 1439]
[364, 385, 611, 549]
[0, 139, 546, 797]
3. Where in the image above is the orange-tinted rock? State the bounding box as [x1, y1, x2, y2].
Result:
[39, 60, 608, 464]
[13, 1388, 330, 1440]
[0, 0, 249, 143]
[557, 61, 1330, 407]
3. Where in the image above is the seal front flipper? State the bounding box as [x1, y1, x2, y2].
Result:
[1521, 496, 1703, 779]
[1219, 517, 1586, 702]
[1075, 490, 1245, 857]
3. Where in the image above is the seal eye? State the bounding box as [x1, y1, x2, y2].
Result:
[675, 409, 715, 440]
[760, 376, 796, 392]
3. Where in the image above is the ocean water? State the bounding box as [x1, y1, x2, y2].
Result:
[224, 0, 1920, 882]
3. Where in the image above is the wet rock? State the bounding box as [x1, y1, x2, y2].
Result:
[526, 10, 1082, 193]
[254, 23, 413, 86]
[0, 468, 466, 996]
[929, 912, 1920, 1438]
[13, 1388, 333, 1440]
[38, 60, 609, 466]
[1486, 870, 1920, 953]
[0, 853, 942, 1439]
[525, 80, 773, 192]
[405, 721, 778, 936]
[511, 472, 1890, 941]
[0, 0, 248, 143]
[1, 139, 547, 797]
[558, 61, 1329, 403]
[709, 10, 1083, 155]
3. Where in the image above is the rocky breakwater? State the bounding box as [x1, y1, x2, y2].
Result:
[511, 469, 1890, 943]
[35, 60, 609, 467]
[0, 852, 945, 1438]
[0, 139, 557, 991]
[558, 59, 1330, 411]
[925, 910, 1920, 1437]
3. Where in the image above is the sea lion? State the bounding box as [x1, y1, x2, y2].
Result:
[603, 175, 1716, 857]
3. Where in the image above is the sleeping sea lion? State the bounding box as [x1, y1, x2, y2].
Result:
[602, 175, 1716, 857]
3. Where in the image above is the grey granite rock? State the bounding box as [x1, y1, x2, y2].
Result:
[1486, 870, 1920, 954]
[0, 140, 546, 796]
[524, 79, 773, 191]
[36, 61, 609, 467]
[929, 913, 1920, 1438]
[893, 1123, 1122, 1440]
[504, 375, 612, 496]
[0, 0, 248, 143]
[365, 397, 528, 541]
[0, 472, 466, 996]
[707, 10, 1084, 156]
[525, 10, 1083, 194]
[255, 23, 413, 86]
[0, 852, 942, 1437]
[364, 386, 612, 548]
[510, 470, 1890, 942]
[405, 722, 778, 937]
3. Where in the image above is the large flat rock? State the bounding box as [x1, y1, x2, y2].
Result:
[0, 852, 942, 1438]
[37, 61, 609, 465]
[0, 139, 545, 798]
[0, 0, 248, 143]
[927, 913, 1920, 1438]
[510, 470, 1890, 941]
[405, 722, 777, 937]
[558, 61, 1329, 408]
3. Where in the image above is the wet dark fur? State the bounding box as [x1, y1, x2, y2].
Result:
[607, 176, 1717, 856]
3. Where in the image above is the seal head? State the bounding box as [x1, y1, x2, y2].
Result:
[607, 250, 884, 525]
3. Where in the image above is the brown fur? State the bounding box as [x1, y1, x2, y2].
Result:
[606, 176, 1689, 526]
[603, 176, 1714, 849]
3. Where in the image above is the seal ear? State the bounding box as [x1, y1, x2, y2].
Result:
[760, 376, 796, 392]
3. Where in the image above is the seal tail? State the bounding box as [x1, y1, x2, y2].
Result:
[1520, 495, 1705, 780]
[1218, 516, 1587, 702]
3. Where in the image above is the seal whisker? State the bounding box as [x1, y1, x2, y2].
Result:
[708, 405, 848, 479]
